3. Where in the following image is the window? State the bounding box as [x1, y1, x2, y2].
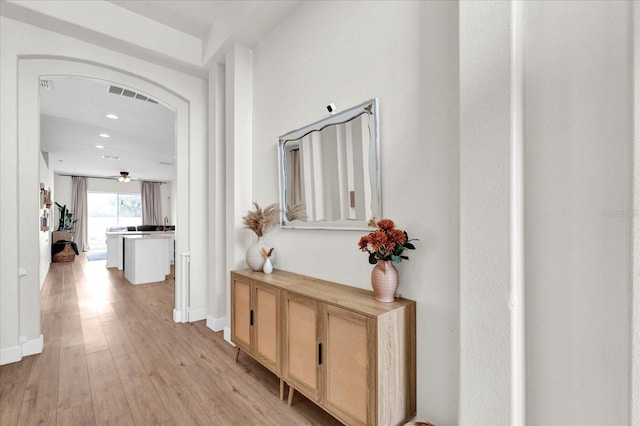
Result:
[87, 192, 142, 250]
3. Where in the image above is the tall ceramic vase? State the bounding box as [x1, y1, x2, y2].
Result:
[245, 236, 276, 272]
[371, 260, 398, 302]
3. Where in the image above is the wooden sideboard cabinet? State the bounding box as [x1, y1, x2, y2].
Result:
[231, 270, 310, 399]
[230, 269, 416, 426]
[231, 271, 285, 399]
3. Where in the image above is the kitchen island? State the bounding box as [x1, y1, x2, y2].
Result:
[123, 234, 173, 285]
[106, 230, 175, 270]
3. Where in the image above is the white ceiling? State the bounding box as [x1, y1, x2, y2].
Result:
[40, 78, 176, 182]
[37, 2, 221, 182]
[30, 0, 302, 182]
[107, 0, 233, 39]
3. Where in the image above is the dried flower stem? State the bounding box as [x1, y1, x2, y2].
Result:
[243, 201, 280, 237]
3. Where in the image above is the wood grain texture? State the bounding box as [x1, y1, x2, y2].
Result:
[325, 306, 369, 425]
[0, 255, 338, 425]
[283, 294, 321, 402]
[111, 353, 172, 425]
[253, 283, 280, 373]
[57, 344, 92, 411]
[86, 349, 134, 425]
[232, 268, 417, 426]
[0, 356, 33, 424]
[231, 275, 252, 352]
[22, 336, 60, 402]
[17, 391, 57, 425]
[81, 316, 109, 354]
[56, 401, 96, 426]
[378, 307, 415, 425]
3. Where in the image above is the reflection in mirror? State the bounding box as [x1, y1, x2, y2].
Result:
[278, 98, 381, 230]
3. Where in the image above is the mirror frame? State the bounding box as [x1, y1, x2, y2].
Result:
[278, 98, 381, 230]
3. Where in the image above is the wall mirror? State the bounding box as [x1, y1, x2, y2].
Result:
[278, 98, 381, 230]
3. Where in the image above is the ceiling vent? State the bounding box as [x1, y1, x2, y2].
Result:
[40, 80, 54, 91]
[108, 85, 158, 104]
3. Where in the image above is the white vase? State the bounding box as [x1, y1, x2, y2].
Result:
[263, 257, 273, 274]
[245, 236, 276, 271]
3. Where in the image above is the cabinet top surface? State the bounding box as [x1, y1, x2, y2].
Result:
[107, 231, 175, 236]
[122, 234, 174, 240]
[231, 269, 415, 317]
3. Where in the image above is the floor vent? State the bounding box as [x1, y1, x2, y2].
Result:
[108, 85, 158, 104]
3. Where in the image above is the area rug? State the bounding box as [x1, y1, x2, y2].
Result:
[85, 251, 107, 261]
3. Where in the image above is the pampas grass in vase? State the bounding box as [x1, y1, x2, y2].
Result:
[243, 202, 280, 271]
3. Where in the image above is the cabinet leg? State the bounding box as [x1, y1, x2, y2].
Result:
[287, 385, 295, 406]
[234, 347, 240, 362]
[279, 379, 285, 401]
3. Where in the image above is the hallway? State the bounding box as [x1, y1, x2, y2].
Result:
[0, 257, 339, 425]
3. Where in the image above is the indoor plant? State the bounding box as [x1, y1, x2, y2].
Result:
[55, 202, 77, 232]
[243, 201, 280, 271]
[358, 218, 416, 302]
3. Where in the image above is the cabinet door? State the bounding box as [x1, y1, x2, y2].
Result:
[230, 275, 252, 353]
[283, 293, 322, 402]
[324, 305, 375, 426]
[253, 282, 280, 373]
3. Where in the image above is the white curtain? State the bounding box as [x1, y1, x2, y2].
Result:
[71, 176, 88, 252]
[141, 181, 162, 225]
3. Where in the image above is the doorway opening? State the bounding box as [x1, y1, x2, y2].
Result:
[35, 72, 183, 320]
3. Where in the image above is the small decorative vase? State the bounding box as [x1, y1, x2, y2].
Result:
[245, 236, 276, 271]
[263, 257, 273, 274]
[371, 260, 398, 302]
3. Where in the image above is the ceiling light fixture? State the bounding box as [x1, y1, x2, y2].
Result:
[99, 133, 110, 138]
[117, 171, 131, 183]
[105, 114, 119, 120]
[95, 145, 105, 149]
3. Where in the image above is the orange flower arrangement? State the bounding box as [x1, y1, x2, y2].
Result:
[358, 219, 416, 265]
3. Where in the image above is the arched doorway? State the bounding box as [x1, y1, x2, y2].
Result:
[18, 58, 193, 352]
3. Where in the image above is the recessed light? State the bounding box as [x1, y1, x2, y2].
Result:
[95, 145, 105, 149]
[99, 133, 110, 138]
[105, 114, 119, 120]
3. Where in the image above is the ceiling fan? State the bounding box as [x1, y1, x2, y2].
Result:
[116, 171, 133, 182]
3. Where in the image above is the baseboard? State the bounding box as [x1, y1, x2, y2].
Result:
[173, 309, 183, 323]
[223, 326, 235, 346]
[22, 334, 44, 357]
[188, 308, 207, 322]
[0, 345, 22, 365]
[0, 334, 44, 365]
[206, 315, 227, 332]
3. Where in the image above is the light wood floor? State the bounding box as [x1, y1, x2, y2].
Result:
[0, 255, 341, 425]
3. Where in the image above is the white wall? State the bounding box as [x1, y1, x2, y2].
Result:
[251, 1, 635, 424]
[524, 1, 632, 424]
[633, 3, 640, 423]
[458, 1, 515, 423]
[2, 2, 637, 424]
[38, 152, 54, 288]
[207, 63, 227, 329]
[252, 1, 460, 423]
[0, 15, 208, 363]
[53, 175, 72, 228]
